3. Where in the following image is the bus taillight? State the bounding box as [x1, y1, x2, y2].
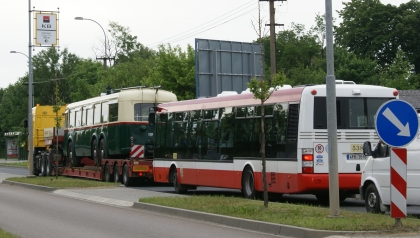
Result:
[302, 148, 314, 174]
[393, 90, 399, 96]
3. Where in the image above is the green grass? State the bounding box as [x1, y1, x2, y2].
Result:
[139, 195, 420, 234]
[0, 162, 28, 167]
[6, 176, 120, 188]
[0, 228, 19, 238]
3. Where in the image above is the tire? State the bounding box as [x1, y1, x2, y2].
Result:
[92, 139, 98, 166]
[122, 164, 132, 187]
[365, 184, 383, 214]
[68, 141, 80, 167]
[40, 154, 46, 176]
[172, 169, 187, 194]
[113, 164, 120, 183]
[98, 139, 105, 167]
[104, 163, 113, 182]
[46, 154, 52, 176]
[242, 167, 256, 199]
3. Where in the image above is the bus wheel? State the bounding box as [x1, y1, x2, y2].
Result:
[68, 141, 79, 167]
[113, 165, 120, 183]
[242, 167, 256, 199]
[104, 163, 112, 182]
[365, 184, 383, 214]
[46, 154, 52, 176]
[172, 169, 187, 194]
[98, 139, 105, 167]
[40, 154, 46, 176]
[122, 164, 132, 187]
[92, 139, 98, 166]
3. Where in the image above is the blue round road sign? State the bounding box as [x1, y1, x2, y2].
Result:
[375, 99, 419, 147]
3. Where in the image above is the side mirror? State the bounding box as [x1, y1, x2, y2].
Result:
[363, 141, 372, 156]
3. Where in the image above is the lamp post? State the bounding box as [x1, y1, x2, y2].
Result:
[10, 49, 34, 175]
[10, 51, 35, 108]
[74, 17, 107, 70]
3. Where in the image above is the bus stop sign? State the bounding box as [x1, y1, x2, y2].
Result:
[375, 99, 419, 147]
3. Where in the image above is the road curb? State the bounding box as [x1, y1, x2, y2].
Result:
[2, 179, 57, 192]
[133, 202, 368, 238]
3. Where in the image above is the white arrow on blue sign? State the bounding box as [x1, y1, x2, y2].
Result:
[375, 99, 419, 147]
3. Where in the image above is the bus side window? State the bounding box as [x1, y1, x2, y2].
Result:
[109, 103, 118, 122]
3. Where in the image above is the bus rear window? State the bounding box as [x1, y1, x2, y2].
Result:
[314, 97, 392, 129]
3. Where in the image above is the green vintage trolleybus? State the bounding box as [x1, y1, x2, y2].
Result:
[63, 86, 177, 186]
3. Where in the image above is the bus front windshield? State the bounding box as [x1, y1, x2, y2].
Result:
[134, 103, 154, 121]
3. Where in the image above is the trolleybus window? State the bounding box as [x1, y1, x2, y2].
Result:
[93, 104, 101, 124]
[109, 103, 118, 122]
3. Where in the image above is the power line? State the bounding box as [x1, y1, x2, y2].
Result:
[147, 0, 267, 48]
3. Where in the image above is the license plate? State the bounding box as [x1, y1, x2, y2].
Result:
[346, 153, 365, 160]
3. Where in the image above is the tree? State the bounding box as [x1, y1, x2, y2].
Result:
[395, 0, 420, 74]
[32, 47, 81, 105]
[335, 0, 400, 69]
[66, 59, 103, 102]
[378, 49, 418, 89]
[143, 44, 196, 100]
[248, 1, 287, 208]
[108, 21, 155, 65]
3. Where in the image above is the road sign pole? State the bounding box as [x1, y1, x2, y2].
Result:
[390, 148, 407, 226]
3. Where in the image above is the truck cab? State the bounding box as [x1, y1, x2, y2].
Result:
[360, 137, 420, 213]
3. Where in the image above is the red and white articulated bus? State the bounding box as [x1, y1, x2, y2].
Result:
[151, 83, 398, 202]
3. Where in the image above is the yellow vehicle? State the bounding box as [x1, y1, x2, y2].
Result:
[28, 105, 66, 176]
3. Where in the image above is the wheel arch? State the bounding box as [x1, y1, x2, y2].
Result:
[362, 177, 385, 205]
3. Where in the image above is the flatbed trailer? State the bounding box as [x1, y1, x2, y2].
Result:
[55, 157, 154, 186]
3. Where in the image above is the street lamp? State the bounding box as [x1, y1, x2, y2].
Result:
[10, 51, 35, 107]
[74, 17, 108, 70]
[10, 48, 34, 175]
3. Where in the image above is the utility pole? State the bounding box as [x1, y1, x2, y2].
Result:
[325, 0, 340, 217]
[96, 55, 115, 70]
[259, 0, 285, 82]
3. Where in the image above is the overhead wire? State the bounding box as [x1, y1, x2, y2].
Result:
[147, 0, 268, 48]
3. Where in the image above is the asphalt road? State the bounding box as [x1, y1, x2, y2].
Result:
[2, 165, 420, 217]
[0, 183, 283, 238]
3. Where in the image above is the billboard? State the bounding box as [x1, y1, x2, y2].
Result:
[34, 12, 58, 46]
[195, 39, 264, 98]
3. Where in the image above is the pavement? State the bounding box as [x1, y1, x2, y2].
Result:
[0, 159, 418, 238]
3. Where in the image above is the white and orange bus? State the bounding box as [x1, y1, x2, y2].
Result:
[151, 83, 398, 202]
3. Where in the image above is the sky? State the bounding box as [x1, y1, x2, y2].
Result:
[1, 0, 408, 89]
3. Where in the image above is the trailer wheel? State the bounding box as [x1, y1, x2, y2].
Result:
[122, 164, 132, 187]
[98, 139, 105, 167]
[365, 184, 384, 214]
[92, 139, 98, 167]
[68, 141, 80, 167]
[113, 165, 120, 183]
[46, 154, 52, 176]
[242, 167, 256, 199]
[104, 163, 112, 182]
[40, 154, 46, 176]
